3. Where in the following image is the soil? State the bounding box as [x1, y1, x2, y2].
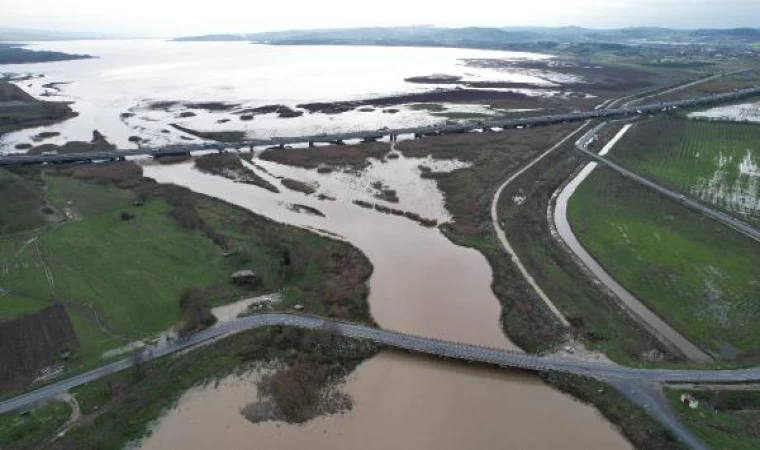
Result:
[0, 304, 79, 393]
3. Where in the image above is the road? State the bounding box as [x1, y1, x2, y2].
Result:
[489, 122, 591, 326]
[576, 132, 760, 244]
[2, 313, 760, 417]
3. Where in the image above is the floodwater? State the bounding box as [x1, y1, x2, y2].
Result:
[139, 352, 631, 450]
[0, 40, 557, 151]
[144, 151, 510, 348]
[139, 150, 633, 450]
[553, 125, 713, 363]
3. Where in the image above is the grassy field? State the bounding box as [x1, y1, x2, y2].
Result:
[665, 388, 760, 449]
[611, 118, 760, 226]
[0, 81, 76, 136]
[497, 142, 669, 365]
[0, 399, 70, 449]
[0, 164, 372, 393]
[568, 167, 760, 360]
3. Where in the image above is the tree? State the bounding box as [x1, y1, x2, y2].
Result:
[131, 348, 148, 380]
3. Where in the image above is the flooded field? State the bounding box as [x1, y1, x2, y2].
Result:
[689, 102, 760, 123]
[554, 124, 713, 362]
[138, 149, 632, 450]
[0, 40, 558, 151]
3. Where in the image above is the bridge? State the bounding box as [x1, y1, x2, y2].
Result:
[0, 313, 757, 449]
[2, 85, 759, 167]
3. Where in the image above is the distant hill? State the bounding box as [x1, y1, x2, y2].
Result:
[0, 43, 93, 64]
[174, 25, 760, 48]
[0, 27, 127, 42]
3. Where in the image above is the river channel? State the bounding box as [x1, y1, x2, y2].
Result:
[137, 148, 632, 450]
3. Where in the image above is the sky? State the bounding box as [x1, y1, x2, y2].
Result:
[1, 0, 759, 37]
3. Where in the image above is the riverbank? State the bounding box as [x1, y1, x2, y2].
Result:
[0, 161, 374, 396]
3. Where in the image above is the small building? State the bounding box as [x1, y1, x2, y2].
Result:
[680, 393, 699, 409]
[231, 269, 260, 287]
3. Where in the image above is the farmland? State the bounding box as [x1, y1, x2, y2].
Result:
[568, 167, 760, 360]
[0, 164, 372, 394]
[610, 118, 760, 227]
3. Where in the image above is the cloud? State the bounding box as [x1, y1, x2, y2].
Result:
[1, 0, 758, 36]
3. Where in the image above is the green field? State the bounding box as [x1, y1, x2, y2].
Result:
[497, 145, 666, 365]
[0, 165, 372, 382]
[568, 168, 760, 359]
[611, 118, 760, 226]
[0, 399, 70, 449]
[666, 388, 760, 449]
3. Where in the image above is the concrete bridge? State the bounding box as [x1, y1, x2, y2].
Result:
[2, 85, 759, 167]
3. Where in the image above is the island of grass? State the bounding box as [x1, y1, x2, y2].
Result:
[568, 167, 760, 360]
[0, 161, 373, 396]
[0, 81, 77, 136]
[170, 123, 246, 142]
[608, 117, 760, 227]
[195, 153, 279, 193]
[665, 388, 760, 449]
[408, 103, 447, 112]
[0, 44, 92, 65]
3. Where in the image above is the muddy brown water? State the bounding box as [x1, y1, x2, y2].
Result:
[138, 153, 632, 450]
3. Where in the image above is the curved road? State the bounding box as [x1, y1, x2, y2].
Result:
[489, 122, 591, 326]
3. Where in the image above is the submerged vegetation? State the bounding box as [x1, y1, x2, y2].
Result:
[26, 326, 378, 450]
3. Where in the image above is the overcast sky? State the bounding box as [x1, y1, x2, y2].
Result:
[1, 0, 759, 37]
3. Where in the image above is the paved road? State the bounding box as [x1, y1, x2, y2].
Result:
[489, 122, 591, 326]
[2, 313, 760, 417]
[576, 133, 760, 244]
